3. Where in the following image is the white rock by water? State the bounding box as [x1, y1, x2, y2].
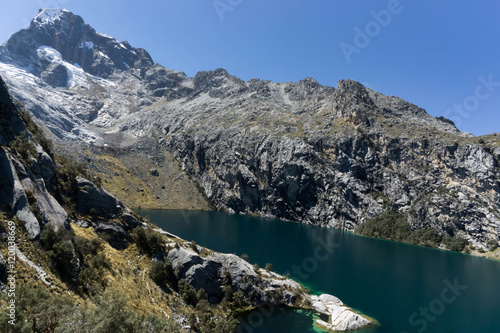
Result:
[310, 293, 374, 331]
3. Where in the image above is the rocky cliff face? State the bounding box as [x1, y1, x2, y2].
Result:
[0, 9, 499, 250]
[2, 73, 352, 332]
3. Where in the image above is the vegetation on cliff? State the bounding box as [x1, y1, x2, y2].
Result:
[355, 210, 469, 253]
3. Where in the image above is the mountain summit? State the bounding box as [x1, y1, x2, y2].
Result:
[2, 8, 153, 78]
[0, 9, 499, 252]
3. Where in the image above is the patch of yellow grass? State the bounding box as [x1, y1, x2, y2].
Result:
[71, 223, 176, 318]
[471, 248, 500, 261]
[83, 149, 212, 211]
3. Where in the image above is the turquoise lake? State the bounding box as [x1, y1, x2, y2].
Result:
[139, 209, 500, 333]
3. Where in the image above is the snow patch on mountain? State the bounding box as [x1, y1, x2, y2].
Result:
[117, 42, 127, 50]
[97, 32, 113, 39]
[97, 51, 110, 60]
[34, 9, 67, 25]
[37, 45, 63, 62]
[78, 41, 94, 49]
[37, 46, 85, 88]
[36, 45, 114, 89]
[0, 62, 38, 86]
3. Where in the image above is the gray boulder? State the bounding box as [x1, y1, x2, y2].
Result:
[75, 176, 123, 217]
[93, 221, 128, 249]
[32, 179, 69, 230]
[121, 212, 142, 230]
[35, 144, 56, 184]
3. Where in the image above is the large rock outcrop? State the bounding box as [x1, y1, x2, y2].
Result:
[311, 294, 374, 331]
[167, 246, 303, 305]
[0, 148, 40, 238]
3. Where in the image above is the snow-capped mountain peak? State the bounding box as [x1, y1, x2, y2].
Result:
[1, 9, 154, 78]
[33, 8, 69, 25]
[0, 9, 156, 144]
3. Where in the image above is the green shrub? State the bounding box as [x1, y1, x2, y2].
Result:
[40, 225, 113, 288]
[222, 285, 234, 304]
[18, 108, 53, 154]
[150, 261, 168, 285]
[197, 288, 208, 302]
[355, 210, 471, 251]
[178, 279, 198, 306]
[57, 154, 87, 180]
[11, 132, 35, 160]
[356, 210, 411, 242]
[79, 268, 106, 295]
[408, 228, 443, 247]
[90, 253, 112, 270]
[232, 290, 247, 308]
[211, 316, 239, 333]
[0, 284, 74, 332]
[195, 309, 239, 333]
[49, 241, 77, 279]
[487, 239, 499, 252]
[89, 207, 98, 217]
[39, 225, 81, 281]
[190, 240, 199, 253]
[131, 227, 164, 256]
[74, 235, 104, 257]
[40, 224, 65, 251]
[443, 235, 468, 252]
[149, 260, 176, 289]
[88, 290, 141, 332]
[265, 263, 273, 272]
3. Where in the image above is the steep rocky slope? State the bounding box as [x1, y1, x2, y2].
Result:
[0, 9, 499, 251]
[1, 75, 375, 331]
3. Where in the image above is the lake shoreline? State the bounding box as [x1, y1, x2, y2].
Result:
[137, 207, 500, 262]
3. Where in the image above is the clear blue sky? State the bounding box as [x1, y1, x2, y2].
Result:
[1, 0, 499, 136]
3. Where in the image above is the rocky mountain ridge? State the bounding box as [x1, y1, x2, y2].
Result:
[0, 9, 499, 251]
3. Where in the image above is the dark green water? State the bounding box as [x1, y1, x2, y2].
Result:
[139, 209, 500, 333]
